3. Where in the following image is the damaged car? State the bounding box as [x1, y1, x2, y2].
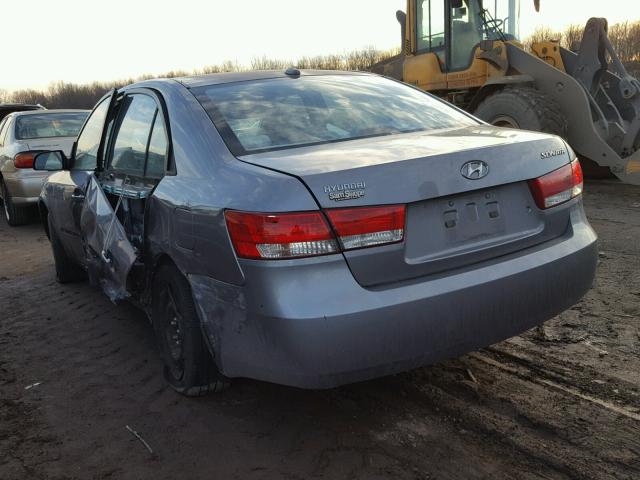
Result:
[35, 70, 598, 395]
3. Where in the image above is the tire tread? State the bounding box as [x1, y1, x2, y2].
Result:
[474, 86, 568, 138]
[1, 180, 30, 226]
[48, 215, 86, 283]
[153, 264, 229, 396]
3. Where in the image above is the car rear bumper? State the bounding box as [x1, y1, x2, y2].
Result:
[190, 205, 598, 389]
[3, 170, 48, 205]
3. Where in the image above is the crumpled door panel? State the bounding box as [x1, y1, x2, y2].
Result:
[80, 175, 137, 302]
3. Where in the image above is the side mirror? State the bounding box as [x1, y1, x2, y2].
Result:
[33, 151, 66, 171]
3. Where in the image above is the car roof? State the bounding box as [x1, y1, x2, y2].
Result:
[173, 69, 370, 89]
[11, 109, 89, 116]
[0, 104, 45, 113]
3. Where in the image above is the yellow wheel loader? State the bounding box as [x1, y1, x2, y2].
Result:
[371, 0, 640, 184]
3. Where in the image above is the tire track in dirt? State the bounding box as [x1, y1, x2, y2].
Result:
[483, 345, 640, 416]
[396, 355, 639, 480]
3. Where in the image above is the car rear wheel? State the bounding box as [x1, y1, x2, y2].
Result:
[152, 263, 229, 396]
[48, 215, 86, 283]
[1, 180, 30, 226]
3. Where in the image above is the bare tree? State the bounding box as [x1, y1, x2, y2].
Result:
[0, 47, 399, 108]
[610, 21, 632, 63]
[251, 56, 291, 70]
[10, 89, 48, 106]
[562, 24, 584, 51]
[522, 26, 562, 51]
[610, 21, 640, 63]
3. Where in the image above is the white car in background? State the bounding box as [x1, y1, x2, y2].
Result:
[0, 109, 88, 225]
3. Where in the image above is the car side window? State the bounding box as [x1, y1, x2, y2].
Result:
[109, 94, 157, 176]
[145, 111, 168, 178]
[0, 118, 8, 147]
[74, 98, 111, 170]
[0, 117, 14, 146]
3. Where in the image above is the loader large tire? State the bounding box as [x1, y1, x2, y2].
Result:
[473, 86, 568, 138]
[579, 157, 615, 179]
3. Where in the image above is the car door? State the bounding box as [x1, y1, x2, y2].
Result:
[79, 90, 166, 301]
[48, 90, 117, 265]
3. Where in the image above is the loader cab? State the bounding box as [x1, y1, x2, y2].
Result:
[410, 0, 520, 72]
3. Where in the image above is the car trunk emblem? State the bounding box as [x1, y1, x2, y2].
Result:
[540, 148, 566, 159]
[461, 161, 489, 180]
[324, 181, 366, 201]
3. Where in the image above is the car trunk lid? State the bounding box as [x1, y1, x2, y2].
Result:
[239, 125, 574, 286]
[19, 136, 76, 157]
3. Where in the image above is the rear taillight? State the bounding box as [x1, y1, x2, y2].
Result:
[528, 159, 583, 209]
[325, 205, 405, 250]
[14, 152, 36, 169]
[225, 205, 406, 260]
[224, 211, 338, 259]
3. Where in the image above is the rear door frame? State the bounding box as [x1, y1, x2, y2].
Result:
[79, 88, 170, 301]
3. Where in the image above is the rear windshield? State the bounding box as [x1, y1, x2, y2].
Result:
[193, 75, 477, 155]
[15, 112, 88, 140]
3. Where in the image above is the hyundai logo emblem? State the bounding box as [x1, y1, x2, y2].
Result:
[461, 161, 489, 180]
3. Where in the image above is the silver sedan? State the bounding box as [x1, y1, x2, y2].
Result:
[0, 109, 88, 225]
[35, 71, 597, 394]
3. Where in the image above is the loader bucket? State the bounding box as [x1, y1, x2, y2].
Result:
[507, 43, 640, 185]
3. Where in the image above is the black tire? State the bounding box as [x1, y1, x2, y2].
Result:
[1, 179, 30, 226]
[48, 215, 86, 283]
[473, 86, 568, 138]
[152, 263, 229, 396]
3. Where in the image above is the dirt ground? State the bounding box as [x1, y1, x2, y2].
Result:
[0, 180, 638, 480]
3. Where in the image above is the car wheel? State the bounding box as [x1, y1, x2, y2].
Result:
[1, 179, 30, 226]
[48, 214, 86, 283]
[152, 263, 229, 396]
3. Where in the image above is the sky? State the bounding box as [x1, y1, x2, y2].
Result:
[1, 0, 635, 92]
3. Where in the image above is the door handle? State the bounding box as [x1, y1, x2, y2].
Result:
[101, 249, 112, 264]
[71, 187, 85, 199]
